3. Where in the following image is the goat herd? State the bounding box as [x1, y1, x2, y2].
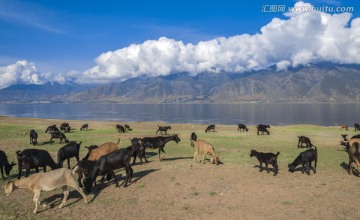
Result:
[1, 122, 360, 214]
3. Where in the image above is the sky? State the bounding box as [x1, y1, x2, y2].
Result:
[0, 0, 360, 88]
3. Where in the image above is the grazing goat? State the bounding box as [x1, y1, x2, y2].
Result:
[140, 134, 181, 161]
[5, 167, 88, 214]
[45, 125, 59, 133]
[124, 124, 132, 131]
[50, 131, 69, 144]
[191, 140, 220, 165]
[355, 123, 360, 131]
[128, 139, 148, 165]
[238, 123, 249, 132]
[288, 147, 317, 175]
[84, 147, 134, 192]
[76, 160, 97, 187]
[190, 132, 197, 147]
[346, 136, 360, 175]
[341, 134, 348, 142]
[297, 136, 314, 148]
[57, 142, 82, 168]
[257, 124, 270, 135]
[60, 122, 71, 133]
[156, 125, 172, 135]
[16, 149, 58, 179]
[250, 150, 279, 176]
[30, 129, 38, 146]
[0, 150, 16, 179]
[83, 139, 120, 161]
[80, 124, 88, 131]
[340, 125, 348, 130]
[116, 124, 126, 133]
[205, 125, 216, 132]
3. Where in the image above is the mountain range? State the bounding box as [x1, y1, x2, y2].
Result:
[1, 64, 360, 103]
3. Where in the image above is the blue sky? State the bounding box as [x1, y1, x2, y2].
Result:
[0, 0, 360, 88]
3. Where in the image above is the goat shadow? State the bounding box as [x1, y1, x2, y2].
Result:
[161, 156, 193, 162]
[340, 162, 360, 177]
[253, 165, 279, 175]
[89, 168, 159, 203]
[37, 190, 85, 213]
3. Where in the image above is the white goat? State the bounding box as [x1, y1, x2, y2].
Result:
[191, 140, 220, 165]
[4, 167, 88, 214]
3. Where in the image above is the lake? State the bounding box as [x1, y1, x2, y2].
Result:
[0, 103, 359, 126]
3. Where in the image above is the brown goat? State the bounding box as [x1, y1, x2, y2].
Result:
[85, 139, 120, 161]
[191, 140, 220, 165]
[347, 137, 360, 175]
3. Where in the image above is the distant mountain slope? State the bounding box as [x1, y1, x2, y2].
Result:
[1, 65, 360, 103]
[67, 65, 360, 103]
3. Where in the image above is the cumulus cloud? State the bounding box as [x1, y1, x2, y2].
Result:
[78, 1, 360, 83]
[1, 1, 360, 88]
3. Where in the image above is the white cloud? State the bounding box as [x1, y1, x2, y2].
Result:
[78, 1, 360, 83]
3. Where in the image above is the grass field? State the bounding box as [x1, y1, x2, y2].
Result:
[0, 116, 359, 219]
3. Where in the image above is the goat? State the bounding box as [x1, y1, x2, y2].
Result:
[49, 131, 69, 144]
[16, 149, 58, 179]
[250, 150, 279, 176]
[191, 140, 220, 165]
[76, 160, 97, 187]
[341, 134, 348, 142]
[116, 124, 125, 133]
[205, 125, 216, 132]
[140, 134, 181, 161]
[60, 122, 71, 133]
[4, 167, 88, 214]
[45, 125, 59, 133]
[124, 124, 132, 131]
[83, 147, 134, 192]
[29, 129, 38, 146]
[238, 123, 249, 132]
[190, 132, 197, 147]
[355, 123, 360, 131]
[57, 142, 82, 169]
[288, 147, 317, 175]
[346, 137, 360, 175]
[128, 138, 148, 165]
[83, 139, 120, 161]
[297, 136, 314, 148]
[0, 150, 16, 179]
[257, 124, 270, 135]
[80, 124, 88, 131]
[340, 125, 348, 130]
[156, 125, 172, 135]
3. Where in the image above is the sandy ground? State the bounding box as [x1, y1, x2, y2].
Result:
[0, 117, 360, 220]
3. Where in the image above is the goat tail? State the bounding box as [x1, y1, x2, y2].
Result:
[275, 152, 280, 156]
[116, 138, 121, 145]
[72, 165, 79, 175]
[79, 141, 83, 146]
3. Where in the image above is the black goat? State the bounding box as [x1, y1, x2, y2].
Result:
[140, 134, 181, 161]
[288, 147, 317, 175]
[116, 124, 125, 133]
[16, 149, 58, 179]
[341, 134, 348, 142]
[257, 124, 270, 135]
[130, 141, 148, 165]
[205, 125, 216, 132]
[250, 150, 279, 176]
[84, 147, 134, 192]
[190, 132, 197, 147]
[50, 131, 69, 144]
[355, 123, 360, 131]
[60, 122, 71, 133]
[29, 129, 38, 146]
[76, 160, 97, 187]
[45, 125, 59, 133]
[156, 125, 171, 135]
[297, 136, 314, 148]
[80, 124, 89, 131]
[57, 141, 82, 168]
[238, 123, 249, 132]
[0, 150, 16, 179]
[124, 124, 132, 131]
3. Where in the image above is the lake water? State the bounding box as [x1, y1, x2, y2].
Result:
[0, 103, 359, 126]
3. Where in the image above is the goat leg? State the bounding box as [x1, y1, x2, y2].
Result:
[59, 186, 69, 209]
[0, 167, 5, 179]
[33, 190, 41, 214]
[265, 164, 270, 173]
